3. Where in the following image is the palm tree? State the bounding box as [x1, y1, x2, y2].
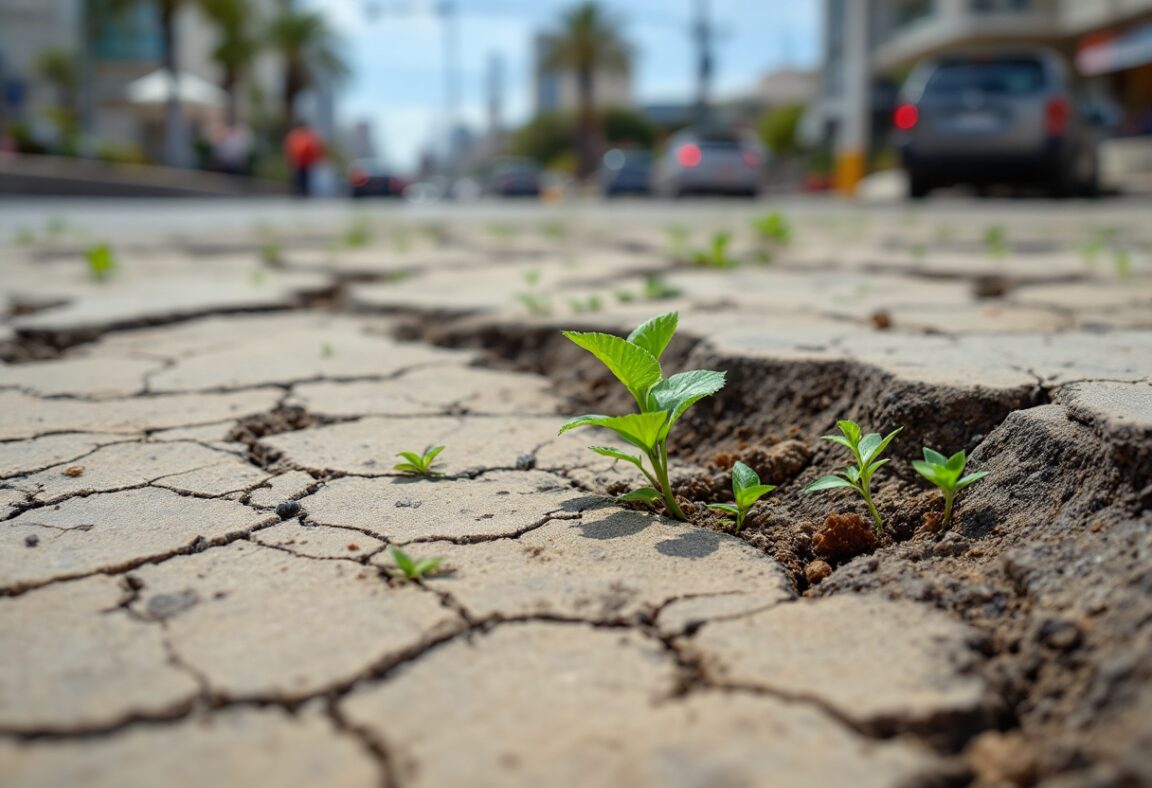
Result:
[199, 0, 261, 124]
[541, 2, 631, 179]
[265, 4, 347, 124]
[34, 48, 80, 124]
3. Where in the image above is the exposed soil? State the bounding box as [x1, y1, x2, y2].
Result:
[413, 312, 1152, 786]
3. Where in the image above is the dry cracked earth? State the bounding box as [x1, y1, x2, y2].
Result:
[1, 205, 1151, 788]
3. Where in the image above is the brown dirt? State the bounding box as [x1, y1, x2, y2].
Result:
[811, 513, 879, 563]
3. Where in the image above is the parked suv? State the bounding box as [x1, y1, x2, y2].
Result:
[894, 49, 1099, 198]
[653, 128, 764, 198]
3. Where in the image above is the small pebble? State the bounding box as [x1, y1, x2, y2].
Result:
[276, 500, 302, 520]
[395, 499, 423, 509]
[515, 452, 536, 470]
[805, 560, 832, 585]
[24, 534, 39, 548]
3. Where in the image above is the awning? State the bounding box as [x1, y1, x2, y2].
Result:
[124, 69, 227, 108]
[1078, 21, 1152, 76]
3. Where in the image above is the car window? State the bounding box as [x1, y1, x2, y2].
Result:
[924, 59, 1047, 97]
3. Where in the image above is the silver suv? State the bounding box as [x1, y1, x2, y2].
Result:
[894, 49, 1098, 198]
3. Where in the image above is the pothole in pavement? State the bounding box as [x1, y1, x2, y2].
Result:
[400, 309, 1152, 783]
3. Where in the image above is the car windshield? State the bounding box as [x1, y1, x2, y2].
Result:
[924, 59, 1047, 97]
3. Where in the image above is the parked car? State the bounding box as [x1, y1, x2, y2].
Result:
[486, 159, 542, 197]
[894, 48, 1100, 198]
[347, 159, 407, 198]
[600, 148, 652, 196]
[652, 128, 764, 198]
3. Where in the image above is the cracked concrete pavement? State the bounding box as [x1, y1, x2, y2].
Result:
[1, 202, 1151, 787]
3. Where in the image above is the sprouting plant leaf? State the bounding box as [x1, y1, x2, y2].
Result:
[1114, 248, 1132, 278]
[984, 225, 1007, 260]
[516, 292, 552, 316]
[911, 447, 988, 527]
[751, 212, 792, 245]
[389, 546, 443, 582]
[260, 242, 282, 267]
[615, 289, 636, 303]
[709, 460, 775, 533]
[85, 243, 118, 282]
[618, 487, 662, 504]
[393, 445, 445, 477]
[805, 420, 902, 531]
[561, 331, 662, 408]
[250, 270, 266, 286]
[666, 224, 690, 260]
[559, 311, 725, 522]
[690, 231, 739, 268]
[344, 217, 373, 248]
[643, 275, 681, 301]
[320, 342, 334, 358]
[522, 269, 542, 287]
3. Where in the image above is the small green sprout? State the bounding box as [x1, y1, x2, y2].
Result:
[389, 547, 443, 582]
[707, 461, 776, 534]
[14, 227, 37, 246]
[85, 243, 118, 282]
[665, 224, 691, 261]
[343, 217, 373, 248]
[751, 211, 792, 245]
[805, 420, 903, 532]
[690, 231, 739, 268]
[614, 289, 636, 303]
[249, 270, 266, 286]
[540, 220, 569, 240]
[320, 342, 334, 358]
[393, 445, 445, 477]
[567, 295, 602, 314]
[911, 448, 987, 528]
[516, 269, 552, 315]
[559, 311, 726, 522]
[984, 225, 1007, 260]
[643, 274, 681, 301]
[260, 241, 282, 267]
[1114, 248, 1132, 278]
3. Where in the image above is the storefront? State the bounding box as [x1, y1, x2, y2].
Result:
[1078, 19, 1152, 136]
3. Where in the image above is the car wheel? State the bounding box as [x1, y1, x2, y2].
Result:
[908, 172, 932, 200]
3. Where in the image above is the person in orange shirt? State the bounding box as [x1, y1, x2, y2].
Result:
[283, 121, 325, 197]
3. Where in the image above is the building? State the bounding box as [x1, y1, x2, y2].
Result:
[817, 0, 1152, 190]
[0, 0, 284, 164]
[532, 32, 633, 116]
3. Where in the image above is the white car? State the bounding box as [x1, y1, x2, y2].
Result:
[653, 128, 765, 198]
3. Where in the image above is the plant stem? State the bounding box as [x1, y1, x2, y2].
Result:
[860, 484, 884, 532]
[650, 442, 687, 522]
[942, 489, 954, 527]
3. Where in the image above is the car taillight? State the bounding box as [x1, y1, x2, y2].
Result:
[894, 103, 919, 131]
[1046, 98, 1069, 136]
[676, 143, 702, 168]
[742, 150, 761, 169]
[349, 168, 369, 187]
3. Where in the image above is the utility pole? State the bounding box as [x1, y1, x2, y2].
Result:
[836, 0, 871, 195]
[487, 52, 503, 151]
[693, 0, 713, 127]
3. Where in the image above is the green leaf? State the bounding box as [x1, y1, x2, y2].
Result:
[822, 434, 856, 452]
[390, 547, 415, 576]
[911, 459, 944, 486]
[393, 463, 423, 474]
[587, 446, 645, 469]
[646, 369, 726, 434]
[944, 450, 966, 474]
[424, 445, 446, 464]
[955, 471, 989, 490]
[560, 412, 669, 452]
[922, 447, 948, 466]
[859, 427, 903, 465]
[736, 484, 776, 509]
[396, 451, 424, 466]
[626, 311, 678, 361]
[805, 474, 856, 493]
[707, 503, 739, 516]
[618, 487, 662, 503]
[413, 557, 443, 576]
[836, 420, 862, 445]
[731, 460, 760, 493]
[562, 330, 662, 405]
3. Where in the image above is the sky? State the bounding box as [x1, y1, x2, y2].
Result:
[310, 0, 821, 169]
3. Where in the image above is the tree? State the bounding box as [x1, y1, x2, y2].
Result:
[511, 108, 655, 169]
[540, 2, 630, 179]
[266, 4, 347, 124]
[34, 49, 80, 121]
[199, 0, 261, 124]
[758, 103, 805, 156]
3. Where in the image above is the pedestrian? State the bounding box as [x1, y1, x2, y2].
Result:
[213, 121, 254, 176]
[283, 120, 324, 197]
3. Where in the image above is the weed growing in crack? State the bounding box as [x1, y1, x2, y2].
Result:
[567, 295, 603, 314]
[260, 241, 283, 267]
[85, 243, 118, 282]
[691, 231, 739, 268]
[708, 461, 775, 534]
[750, 212, 792, 263]
[394, 445, 445, 477]
[343, 217, 373, 248]
[912, 448, 987, 528]
[805, 420, 902, 532]
[389, 547, 443, 582]
[984, 225, 1008, 261]
[665, 224, 691, 262]
[559, 311, 726, 521]
[643, 274, 681, 301]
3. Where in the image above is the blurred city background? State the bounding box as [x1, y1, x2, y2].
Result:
[0, 0, 1150, 200]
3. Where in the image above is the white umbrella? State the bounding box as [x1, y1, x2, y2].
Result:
[124, 69, 227, 117]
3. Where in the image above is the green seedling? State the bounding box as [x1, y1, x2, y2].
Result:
[85, 243, 118, 282]
[567, 295, 602, 314]
[690, 231, 739, 268]
[984, 225, 1007, 260]
[540, 220, 569, 240]
[643, 275, 681, 301]
[805, 420, 903, 532]
[707, 461, 776, 534]
[515, 269, 551, 315]
[320, 342, 334, 358]
[1114, 248, 1133, 278]
[559, 311, 726, 521]
[249, 270, 266, 286]
[614, 289, 636, 304]
[343, 217, 373, 248]
[751, 212, 792, 245]
[665, 224, 691, 261]
[14, 228, 36, 246]
[393, 445, 445, 477]
[911, 448, 987, 528]
[260, 241, 282, 267]
[389, 547, 443, 582]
